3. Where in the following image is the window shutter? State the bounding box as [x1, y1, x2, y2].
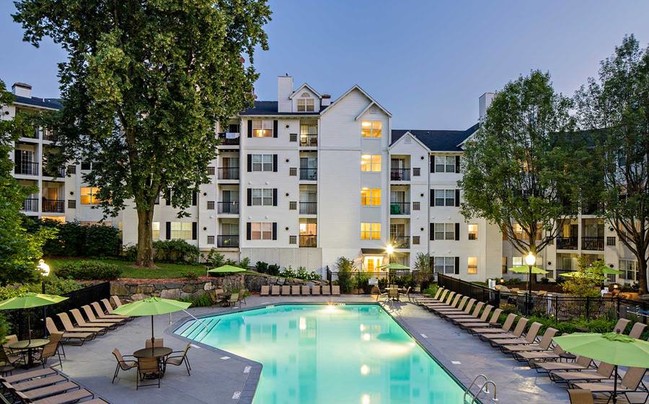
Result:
[247, 155, 252, 172]
[455, 189, 460, 207]
[192, 191, 197, 206]
[455, 223, 460, 241]
[273, 189, 278, 206]
[430, 190, 435, 206]
[247, 120, 252, 138]
[430, 156, 435, 173]
[455, 257, 460, 274]
[273, 154, 278, 172]
[247, 189, 252, 206]
[273, 120, 278, 138]
[272, 222, 277, 240]
[430, 223, 435, 240]
[165, 222, 171, 240]
[455, 156, 461, 173]
[192, 222, 197, 240]
[165, 189, 171, 206]
[246, 223, 252, 240]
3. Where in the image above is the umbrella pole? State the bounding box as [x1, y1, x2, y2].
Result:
[151, 316, 155, 355]
[613, 365, 618, 404]
[28, 313, 32, 344]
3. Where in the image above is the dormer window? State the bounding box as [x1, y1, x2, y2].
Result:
[297, 93, 315, 112]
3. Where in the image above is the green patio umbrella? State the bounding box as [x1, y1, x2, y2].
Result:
[112, 297, 191, 353]
[378, 263, 410, 270]
[508, 266, 548, 274]
[207, 265, 247, 275]
[602, 267, 624, 275]
[0, 293, 68, 342]
[554, 332, 649, 403]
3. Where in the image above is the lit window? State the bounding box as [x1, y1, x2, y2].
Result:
[297, 97, 315, 112]
[468, 257, 478, 274]
[361, 155, 381, 172]
[435, 156, 457, 173]
[361, 121, 382, 138]
[434, 257, 456, 274]
[468, 224, 478, 240]
[361, 188, 381, 206]
[80, 187, 100, 204]
[251, 222, 273, 240]
[434, 223, 456, 240]
[364, 256, 383, 272]
[170, 222, 192, 239]
[360, 223, 381, 240]
[251, 188, 273, 206]
[252, 120, 273, 137]
[251, 154, 274, 171]
[152, 222, 160, 240]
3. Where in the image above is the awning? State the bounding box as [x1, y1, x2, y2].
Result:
[361, 248, 387, 255]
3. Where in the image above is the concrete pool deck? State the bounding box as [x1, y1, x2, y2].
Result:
[51, 294, 616, 403]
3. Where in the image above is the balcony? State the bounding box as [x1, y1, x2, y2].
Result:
[218, 167, 239, 180]
[217, 235, 239, 248]
[15, 161, 39, 176]
[217, 202, 239, 214]
[299, 202, 317, 215]
[42, 199, 65, 213]
[43, 165, 66, 178]
[299, 168, 317, 181]
[299, 234, 317, 248]
[582, 237, 604, 251]
[556, 237, 578, 250]
[390, 168, 410, 181]
[390, 202, 410, 215]
[43, 130, 56, 141]
[217, 132, 240, 146]
[22, 198, 38, 212]
[300, 134, 318, 147]
[391, 235, 410, 249]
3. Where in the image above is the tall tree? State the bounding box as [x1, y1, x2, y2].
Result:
[14, 0, 271, 267]
[575, 35, 649, 294]
[460, 71, 581, 260]
[0, 80, 54, 285]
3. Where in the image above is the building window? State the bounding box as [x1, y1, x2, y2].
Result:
[81, 161, 91, 170]
[207, 201, 215, 210]
[207, 166, 215, 176]
[152, 222, 160, 240]
[468, 257, 478, 274]
[289, 133, 297, 142]
[251, 188, 274, 206]
[413, 202, 420, 211]
[289, 235, 297, 244]
[433, 223, 456, 240]
[170, 222, 192, 239]
[361, 121, 382, 138]
[251, 154, 274, 172]
[207, 235, 215, 244]
[434, 257, 457, 274]
[433, 156, 459, 173]
[289, 167, 297, 176]
[413, 236, 420, 245]
[468, 224, 478, 240]
[606, 237, 616, 246]
[360, 223, 381, 240]
[80, 187, 100, 204]
[297, 97, 315, 112]
[252, 120, 273, 137]
[361, 188, 381, 206]
[67, 165, 76, 175]
[289, 201, 297, 210]
[364, 256, 383, 272]
[620, 260, 637, 281]
[413, 167, 421, 176]
[67, 200, 76, 209]
[433, 189, 458, 206]
[250, 222, 273, 240]
[361, 155, 381, 172]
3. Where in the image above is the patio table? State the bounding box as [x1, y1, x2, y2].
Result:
[7, 338, 49, 368]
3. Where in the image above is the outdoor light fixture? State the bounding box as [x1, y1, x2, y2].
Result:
[385, 244, 395, 255]
[524, 252, 536, 315]
[38, 260, 50, 336]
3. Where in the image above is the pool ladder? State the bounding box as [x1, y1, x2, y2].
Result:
[463, 374, 498, 403]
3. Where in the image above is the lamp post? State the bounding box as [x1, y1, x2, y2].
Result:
[524, 252, 536, 315]
[38, 259, 50, 336]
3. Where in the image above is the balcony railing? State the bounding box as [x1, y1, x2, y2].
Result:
[582, 237, 604, 251]
[217, 202, 239, 214]
[22, 198, 38, 212]
[217, 235, 239, 248]
[391, 235, 410, 249]
[217, 132, 240, 146]
[42, 199, 65, 213]
[390, 168, 410, 181]
[556, 236, 578, 250]
[300, 134, 318, 147]
[299, 202, 317, 214]
[217, 167, 239, 180]
[299, 168, 317, 181]
[299, 234, 317, 248]
[389, 202, 410, 215]
[43, 166, 66, 178]
[15, 161, 39, 176]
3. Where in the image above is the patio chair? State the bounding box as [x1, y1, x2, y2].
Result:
[70, 308, 116, 331]
[291, 285, 301, 296]
[0, 347, 19, 375]
[573, 366, 647, 402]
[46, 317, 94, 345]
[165, 343, 192, 376]
[612, 318, 631, 334]
[112, 348, 137, 384]
[91, 301, 130, 322]
[505, 327, 558, 354]
[332, 285, 341, 296]
[33, 332, 64, 369]
[227, 293, 240, 308]
[82, 305, 125, 327]
[535, 355, 593, 374]
[301, 285, 311, 296]
[322, 285, 331, 296]
[468, 313, 517, 335]
[137, 357, 162, 389]
[271, 285, 281, 296]
[628, 322, 646, 338]
[281, 285, 291, 296]
[260, 285, 270, 296]
[2, 334, 17, 347]
[145, 338, 164, 349]
[57, 312, 106, 335]
[479, 317, 529, 342]
[567, 389, 594, 404]
[240, 289, 248, 305]
[550, 361, 614, 383]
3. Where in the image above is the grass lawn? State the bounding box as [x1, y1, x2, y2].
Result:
[47, 257, 210, 279]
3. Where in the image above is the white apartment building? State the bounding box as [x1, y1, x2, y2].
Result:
[3, 79, 640, 284]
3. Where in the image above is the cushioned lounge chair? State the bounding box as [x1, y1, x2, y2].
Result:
[281, 285, 291, 296]
[260, 285, 270, 296]
[291, 286, 301, 296]
[301, 285, 311, 296]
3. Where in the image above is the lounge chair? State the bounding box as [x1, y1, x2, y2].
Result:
[9, 373, 67, 391]
[535, 355, 593, 374]
[271, 285, 281, 296]
[438, 298, 476, 317]
[61, 311, 108, 334]
[416, 288, 446, 304]
[260, 285, 270, 296]
[447, 302, 485, 321]
[112, 348, 137, 384]
[469, 313, 517, 335]
[459, 308, 501, 330]
[332, 285, 341, 296]
[1, 367, 58, 384]
[573, 366, 647, 403]
[83, 305, 126, 326]
[33, 332, 64, 369]
[227, 293, 240, 308]
[454, 305, 493, 326]
[100, 298, 118, 315]
[291, 286, 301, 296]
[301, 285, 311, 296]
[490, 322, 542, 349]
[612, 318, 631, 334]
[281, 285, 291, 296]
[9, 380, 81, 401]
[550, 361, 614, 383]
[423, 292, 458, 310]
[93, 300, 132, 321]
[505, 327, 558, 354]
[322, 285, 331, 295]
[479, 317, 529, 342]
[110, 295, 126, 308]
[165, 343, 192, 376]
[518, 345, 566, 364]
[567, 389, 594, 404]
[137, 357, 162, 389]
[311, 285, 321, 295]
[432, 296, 469, 314]
[70, 309, 117, 330]
[46, 317, 95, 345]
[629, 322, 646, 338]
[27, 388, 94, 404]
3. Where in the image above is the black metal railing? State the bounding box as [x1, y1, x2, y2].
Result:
[217, 202, 239, 214]
[43, 165, 66, 178]
[556, 236, 578, 250]
[300, 134, 318, 147]
[22, 198, 38, 212]
[437, 274, 500, 307]
[217, 133, 240, 146]
[15, 161, 39, 175]
[299, 168, 317, 181]
[42, 199, 65, 213]
[391, 235, 410, 249]
[299, 202, 317, 214]
[217, 167, 239, 180]
[217, 235, 239, 248]
[389, 202, 410, 215]
[390, 168, 410, 181]
[299, 234, 317, 247]
[582, 237, 604, 251]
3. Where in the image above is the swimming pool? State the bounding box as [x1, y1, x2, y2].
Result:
[175, 304, 465, 403]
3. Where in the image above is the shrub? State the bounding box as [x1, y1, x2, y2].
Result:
[255, 261, 269, 274]
[267, 264, 280, 276]
[39, 220, 120, 258]
[56, 260, 122, 280]
[84, 225, 120, 257]
[239, 257, 250, 269]
[122, 245, 138, 262]
[184, 272, 199, 281]
[336, 257, 355, 293]
[153, 240, 200, 264]
[0, 314, 10, 346]
[180, 292, 213, 307]
[423, 284, 439, 298]
[280, 266, 297, 279]
[206, 249, 225, 267]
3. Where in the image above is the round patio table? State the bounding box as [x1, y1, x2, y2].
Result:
[7, 338, 49, 368]
[133, 347, 173, 375]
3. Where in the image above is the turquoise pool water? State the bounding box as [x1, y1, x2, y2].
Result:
[176, 304, 465, 403]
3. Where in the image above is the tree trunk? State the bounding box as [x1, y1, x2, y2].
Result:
[637, 256, 648, 295]
[136, 207, 155, 268]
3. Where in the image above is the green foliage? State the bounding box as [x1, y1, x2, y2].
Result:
[526, 314, 617, 335]
[562, 256, 606, 297]
[0, 314, 10, 346]
[183, 272, 199, 281]
[413, 253, 433, 288]
[153, 240, 200, 264]
[255, 261, 280, 276]
[423, 284, 439, 297]
[180, 292, 213, 308]
[336, 256, 355, 293]
[205, 249, 225, 268]
[239, 257, 250, 269]
[279, 266, 296, 279]
[34, 220, 120, 258]
[460, 70, 582, 256]
[0, 284, 31, 301]
[121, 245, 138, 262]
[35, 276, 82, 295]
[56, 260, 122, 280]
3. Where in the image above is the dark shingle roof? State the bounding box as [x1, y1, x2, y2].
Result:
[391, 123, 479, 152]
[14, 95, 62, 110]
[241, 101, 322, 116]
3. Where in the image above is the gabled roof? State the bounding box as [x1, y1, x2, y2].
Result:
[240, 101, 320, 116]
[14, 95, 62, 110]
[391, 123, 479, 152]
[289, 83, 321, 99]
[389, 130, 430, 151]
[321, 85, 391, 118]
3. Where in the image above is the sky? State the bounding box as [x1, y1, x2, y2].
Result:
[1, 1, 649, 130]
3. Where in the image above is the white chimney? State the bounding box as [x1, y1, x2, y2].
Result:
[321, 94, 331, 107]
[479, 92, 495, 120]
[12, 82, 32, 98]
[277, 74, 293, 113]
